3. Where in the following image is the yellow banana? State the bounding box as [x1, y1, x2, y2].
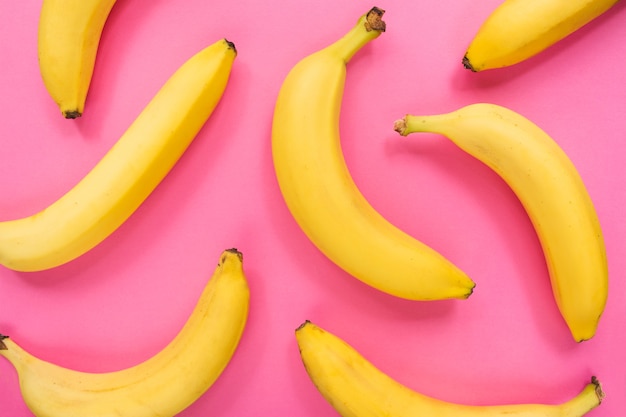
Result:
[296, 320, 605, 417]
[0, 38, 236, 272]
[38, 0, 118, 118]
[394, 103, 607, 342]
[271, 7, 475, 301]
[462, 0, 619, 72]
[0, 248, 249, 417]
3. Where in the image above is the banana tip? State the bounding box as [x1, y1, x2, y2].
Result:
[224, 38, 237, 54]
[0, 334, 8, 350]
[464, 282, 476, 299]
[63, 110, 82, 119]
[296, 320, 312, 332]
[572, 327, 597, 343]
[462, 55, 477, 72]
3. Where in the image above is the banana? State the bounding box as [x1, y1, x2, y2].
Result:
[0, 38, 236, 273]
[0, 248, 249, 417]
[271, 7, 475, 301]
[462, 0, 619, 72]
[38, 0, 118, 118]
[393, 103, 607, 342]
[296, 320, 605, 417]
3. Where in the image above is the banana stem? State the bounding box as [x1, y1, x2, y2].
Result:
[393, 114, 447, 136]
[0, 335, 25, 376]
[0, 336, 31, 373]
[325, 7, 386, 63]
[590, 376, 605, 402]
[561, 376, 605, 415]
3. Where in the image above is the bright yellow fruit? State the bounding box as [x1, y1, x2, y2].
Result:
[463, 0, 619, 71]
[394, 103, 608, 342]
[0, 39, 236, 272]
[38, 0, 118, 118]
[0, 248, 249, 417]
[272, 7, 475, 301]
[296, 320, 605, 416]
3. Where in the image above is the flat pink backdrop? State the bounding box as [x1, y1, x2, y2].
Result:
[1, 1, 625, 416]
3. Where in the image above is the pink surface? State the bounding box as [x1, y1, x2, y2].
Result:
[1, 1, 625, 416]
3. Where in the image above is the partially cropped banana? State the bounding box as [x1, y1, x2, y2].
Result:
[463, 0, 619, 71]
[0, 248, 249, 417]
[0, 38, 236, 272]
[38, 0, 118, 118]
[394, 103, 607, 342]
[296, 320, 605, 417]
[271, 7, 475, 301]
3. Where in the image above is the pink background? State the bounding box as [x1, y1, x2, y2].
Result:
[1, 1, 625, 415]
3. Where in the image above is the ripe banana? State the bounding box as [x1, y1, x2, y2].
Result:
[462, 0, 619, 71]
[394, 103, 607, 342]
[271, 7, 475, 301]
[0, 248, 249, 417]
[0, 38, 236, 273]
[296, 320, 605, 417]
[38, 0, 118, 118]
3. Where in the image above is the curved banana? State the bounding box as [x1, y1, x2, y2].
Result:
[296, 320, 605, 417]
[271, 7, 475, 301]
[0, 248, 249, 417]
[0, 38, 236, 273]
[462, 0, 619, 72]
[38, 0, 118, 118]
[394, 103, 607, 342]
